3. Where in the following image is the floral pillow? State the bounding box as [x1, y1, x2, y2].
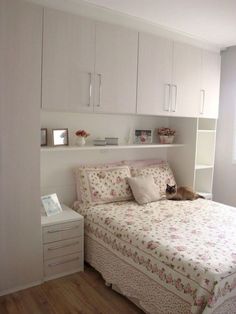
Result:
[74, 161, 123, 202]
[76, 165, 133, 208]
[122, 159, 165, 176]
[133, 163, 176, 197]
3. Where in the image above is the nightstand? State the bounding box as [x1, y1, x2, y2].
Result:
[41, 204, 84, 281]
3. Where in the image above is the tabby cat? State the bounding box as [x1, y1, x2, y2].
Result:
[166, 184, 205, 201]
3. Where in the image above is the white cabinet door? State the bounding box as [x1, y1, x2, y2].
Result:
[94, 22, 138, 114]
[137, 33, 173, 116]
[42, 9, 95, 112]
[0, 0, 42, 292]
[172, 42, 202, 117]
[200, 51, 221, 118]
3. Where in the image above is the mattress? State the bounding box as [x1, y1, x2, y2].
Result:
[76, 199, 236, 314]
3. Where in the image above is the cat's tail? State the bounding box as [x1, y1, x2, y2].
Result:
[196, 194, 205, 199]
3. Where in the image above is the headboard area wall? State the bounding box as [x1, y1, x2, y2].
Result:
[41, 111, 170, 206]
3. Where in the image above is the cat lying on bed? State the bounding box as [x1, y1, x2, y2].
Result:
[166, 184, 205, 201]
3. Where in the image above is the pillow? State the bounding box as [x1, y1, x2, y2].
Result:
[122, 159, 165, 176]
[127, 175, 161, 205]
[133, 163, 176, 197]
[76, 165, 133, 208]
[74, 161, 123, 202]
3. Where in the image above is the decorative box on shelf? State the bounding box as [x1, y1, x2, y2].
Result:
[41, 204, 84, 281]
[105, 137, 119, 145]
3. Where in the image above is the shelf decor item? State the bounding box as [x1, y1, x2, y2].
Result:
[93, 139, 107, 146]
[41, 193, 63, 216]
[157, 127, 176, 144]
[105, 137, 119, 145]
[135, 129, 152, 144]
[41, 128, 47, 146]
[52, 129, 69, 146]
[75, 129, 90, 146]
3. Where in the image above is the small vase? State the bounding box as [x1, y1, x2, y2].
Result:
[159, 135, 174, 144]
[76, 136, 86, 146]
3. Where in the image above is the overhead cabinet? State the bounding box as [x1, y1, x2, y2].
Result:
[42, 9, 138, 114]
[200, 50, 221, 118]
[42, 9, 95, 112]
[42, 8, 220, 118]
[94, 22, 138, 114]
[137, 33, 221, 118]
[138, 35, 203, 118]
[171, 42, 202, 117]
[137, 33, 173, 116]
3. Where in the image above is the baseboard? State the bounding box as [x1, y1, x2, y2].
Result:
[43, 267, 83, 282]
[0, 280, 43, 297]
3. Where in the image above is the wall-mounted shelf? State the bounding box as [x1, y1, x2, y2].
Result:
[41, 143, 184, 152]
[197, 130, 216, 133]
[195, 164, 214, 170]
[197, 192, 212, 200]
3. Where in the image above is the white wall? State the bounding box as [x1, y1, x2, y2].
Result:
[213, 46, 236, 206]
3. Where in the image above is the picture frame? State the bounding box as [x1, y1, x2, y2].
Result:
[41, 193, 62, 216]
[52, 128, 69, 146]
[135, 129, 153, 144]
[41, 128, 47, 146]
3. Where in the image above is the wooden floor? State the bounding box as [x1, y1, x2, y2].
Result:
[0, 264, 144, 314]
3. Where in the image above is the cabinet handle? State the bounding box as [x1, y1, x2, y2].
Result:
[88, 72, 92, 107]
[97, 73, 102, 107]
[47, 241, 80, 251]
[164, 84, 171, 112]
[200, 89, 205, 114]
[47, 225, 79, 234]
[171, 85, 177, 112]
[48, 257, 79, 267]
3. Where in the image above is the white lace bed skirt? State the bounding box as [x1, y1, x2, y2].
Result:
[85, 235, 236, 314]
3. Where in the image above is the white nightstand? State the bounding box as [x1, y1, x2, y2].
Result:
[41, 204, 84, 281]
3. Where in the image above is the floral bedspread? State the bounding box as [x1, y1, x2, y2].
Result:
[75, 199, 236, 314]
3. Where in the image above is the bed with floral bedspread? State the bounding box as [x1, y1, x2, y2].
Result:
[75, 199, 236, 314]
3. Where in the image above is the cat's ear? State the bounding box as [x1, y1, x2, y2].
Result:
[166, 184, 170, 188]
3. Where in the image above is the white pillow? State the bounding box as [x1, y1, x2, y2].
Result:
[127, 175, 161, 205]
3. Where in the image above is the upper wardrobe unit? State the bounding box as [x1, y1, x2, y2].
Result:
[42, 8, 221, 118]
[137, 32, 221, 118]
[42, 8, 138, 114]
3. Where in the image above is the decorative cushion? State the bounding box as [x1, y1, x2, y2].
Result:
[133, 163, 176, 197]
[76, 165, 133, 207]
[74, 161, 123, 202]
[127, 175, 161, 205]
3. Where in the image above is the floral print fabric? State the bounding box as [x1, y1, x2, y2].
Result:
[76, 199, 236, 314]
[76, 165, 133, 208]
[131, 163, 176, 197]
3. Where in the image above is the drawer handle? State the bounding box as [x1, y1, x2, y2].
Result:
[48, 241, 80, 251]
[47, 225, 79, 234]
[48, 257, 79, 267]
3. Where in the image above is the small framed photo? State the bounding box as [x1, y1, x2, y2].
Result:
[52, 128, 69, 146]
[135, 129, 153, 144]
[41, 193, 62, 216]
[41, 128, 47, 146]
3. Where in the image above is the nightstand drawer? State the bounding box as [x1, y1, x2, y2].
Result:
[43, 221, 83, 244]
[43, 237, 83, 260]
[44, 252, 82, 278]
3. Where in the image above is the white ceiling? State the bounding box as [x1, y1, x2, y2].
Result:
[82, 0, 236, 48]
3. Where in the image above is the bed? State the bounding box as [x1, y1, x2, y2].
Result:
[75, 198, 236, 314]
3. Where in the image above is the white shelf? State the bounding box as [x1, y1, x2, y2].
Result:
[196, 192, 212, 200]
[197, 129, 216, 133]
[41, 143, 184, 152]
[195, 164, 214, 170]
